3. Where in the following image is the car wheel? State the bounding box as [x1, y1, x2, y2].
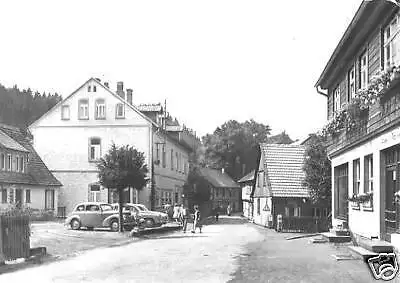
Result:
[145, 218, 155, 228]
[110, 219, 119, 232]
[70, 219, 81, 230]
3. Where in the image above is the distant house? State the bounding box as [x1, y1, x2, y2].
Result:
[238, 170, 255, 220]
[253, 144, 328, 231]
[197, 167, 241, 215]
[0, 123, 62, 213]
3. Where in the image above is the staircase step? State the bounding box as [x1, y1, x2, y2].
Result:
[321, 232, 352, 243]
[359, 239, 394, 254]
[348, 246, 378, 261]
[329, 228, 350, 236]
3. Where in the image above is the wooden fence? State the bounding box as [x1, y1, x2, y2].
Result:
[0, 215, 30, 261]
[281, 216, 330, 233]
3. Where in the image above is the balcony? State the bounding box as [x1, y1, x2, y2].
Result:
[327, 78, 400, 156]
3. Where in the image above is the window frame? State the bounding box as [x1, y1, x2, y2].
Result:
[78, 99, 89, 120]
[333, 86, 341, 113]
[353, 159, 360, 196]
[7, 154, 12, 171]
[95, 99, 106, 120]
[348, 64, 356, 100]
[25, 189, 31, 204]
[88, 137, 101, 162]
[45, 189, 55, 210]
[162, 145, 166, 168]
[115, 103, 125, 119]
[0, 153, 5, 170]
[61, 105, 70, 120]
[1, 187, 7, 204]
[383, 15, 400, 70]
[365, 155, 374, 193]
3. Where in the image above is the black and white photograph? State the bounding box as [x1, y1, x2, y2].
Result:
[1, 0, 400, 282]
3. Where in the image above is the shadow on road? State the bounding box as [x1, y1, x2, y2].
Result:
[202, 216, 249, 226]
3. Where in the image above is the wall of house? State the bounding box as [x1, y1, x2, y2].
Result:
[210, 187, 241, 212]
[253, 197, 272, 227]
[326, 16, 388, 120]
[330, 125, 400, 240]
[0, 184, 58, 212]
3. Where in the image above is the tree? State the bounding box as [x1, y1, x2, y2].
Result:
[302, 134, 332, 205]
[97, 143, 149, 232]
[267, 131, 294, 144]
[183, 166, 210, 211]
[202, 119, 271, 180]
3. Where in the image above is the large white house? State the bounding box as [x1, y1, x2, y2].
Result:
[29, 78, 197, 215]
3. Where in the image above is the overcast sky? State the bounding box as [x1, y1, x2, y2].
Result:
[0, 0, 362, 140]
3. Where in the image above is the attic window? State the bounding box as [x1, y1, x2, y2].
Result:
[88, 86, 91, 92]
[93, 86, 97, 92]
[115, 103, 125, 119]
[61, 105, 70, 120]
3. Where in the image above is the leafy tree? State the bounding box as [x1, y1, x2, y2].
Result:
[183, 166, 211, 211]
[202, 119, 271, 180]
[97, 143, 149, 232]
[267, 131, 294, 144]
[302, 134, 332, 205]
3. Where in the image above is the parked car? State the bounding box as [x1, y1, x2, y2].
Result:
[65, 202, 137, 232]
[112, 203, 169, 228]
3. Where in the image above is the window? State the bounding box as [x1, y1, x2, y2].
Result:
[334, 163, 349, 220]
[86, 204, 100, 211]
[171, 149, 174, 170]
[45, 189, 55, 210]
[93, 86, 97, 92]
[115, 103, 125, 118]
[0, 153, 4, 170]
[175, 152, 178, 172]
[88, 86, 91, 92]
[95, 99, 106, 119]
[312, 207, 321, 218]
[76, 204, 85, 211]
[257, 198, 260, 215]
[162, 145, 166, 168]
[89, 138, 101, 161]
[383, 15, 400, 70]
[61, 105, 70, 120]
[333, 86, 341, 113]
[294, 206, 301, 217]
[258, 172, 264, 187]
[89, 184, 101, 202]
[284, 207, 290, 217]
[78, 99, 89, 119]
[1, 188, 7, 203]
[7, 154, 12, 171]
[359, 52, 368, 89]
[365, 155, 373, 193]
[353, 159, 360, 195]
[348, 65, 356, 100]
[16, 156, 19, 172]
[25, 189, 31, 203]
[20, 157, 24, 173]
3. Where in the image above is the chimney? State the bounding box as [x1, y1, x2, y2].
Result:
[116, 81, 125, 100]
[104, 82, 109, 88]
[126, 89, 133, 105]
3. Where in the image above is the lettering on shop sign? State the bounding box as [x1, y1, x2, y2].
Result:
[382, 129, 400, 144]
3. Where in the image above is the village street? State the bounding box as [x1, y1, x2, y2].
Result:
[0, 216, 378, 283]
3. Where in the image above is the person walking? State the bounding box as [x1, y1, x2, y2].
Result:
[227, 204, 231, 216]
[181, 205, 189, 233]
[173, 203, 180, 223]
[191, 205, 202, 233]
[214, 206, 219, 222]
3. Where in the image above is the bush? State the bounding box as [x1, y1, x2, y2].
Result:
[0, 204, 55, 221]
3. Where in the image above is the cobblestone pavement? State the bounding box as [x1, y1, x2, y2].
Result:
[0, 217, 390, 282]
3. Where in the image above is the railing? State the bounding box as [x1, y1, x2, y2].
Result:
[0, 215, 30, 261]
[281, 216, 330, 233]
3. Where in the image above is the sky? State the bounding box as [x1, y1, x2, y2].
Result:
[0, 0, 363, 140]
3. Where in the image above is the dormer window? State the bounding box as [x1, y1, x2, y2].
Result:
[61, 105, 70, 120]
[95, 99, 106, 119]
[116, 103, 125, 119]
[78, 99, 89, 120]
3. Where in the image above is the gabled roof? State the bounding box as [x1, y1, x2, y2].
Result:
[238, 170, 255, 183]
[198, 168, 240, 189]
[260, 144, 308, 198]
[29, 78, 158, 129]
[0, 124, 62, 186]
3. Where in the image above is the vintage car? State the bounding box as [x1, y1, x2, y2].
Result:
[65, 202, 137, 232]
[112, 203, 169, 228]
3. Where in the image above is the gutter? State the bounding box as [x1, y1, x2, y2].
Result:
[316, 86, 328, 97]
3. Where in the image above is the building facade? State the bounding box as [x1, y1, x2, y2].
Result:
[315, 1, 400, 247]
[0, 124, 61, 213]
[29, 78, 197, 215]
[238, 170, 255, 219]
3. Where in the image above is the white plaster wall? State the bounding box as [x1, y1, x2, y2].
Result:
[331, 125, 400, 239]
[253, 197, 272, 227]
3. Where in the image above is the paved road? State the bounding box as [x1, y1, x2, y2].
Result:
[0, 216, 386, 282]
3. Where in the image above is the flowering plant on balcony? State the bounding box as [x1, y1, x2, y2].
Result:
[347, 191, 373, 204]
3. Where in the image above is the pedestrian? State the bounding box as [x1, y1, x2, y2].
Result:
[191, 205, 202, 233]
[227, 204, 231, 216]
[181, 205, 189, 233]
[214, 206, 219, 222]
[178, 204, 184, 226]
[173, 203, 180, 223]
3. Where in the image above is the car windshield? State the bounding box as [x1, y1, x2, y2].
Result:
[100, 204, 113, 211]
[137, 205, 148, 211]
